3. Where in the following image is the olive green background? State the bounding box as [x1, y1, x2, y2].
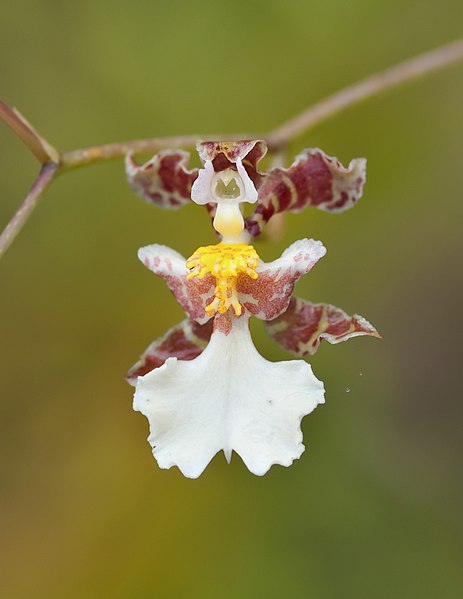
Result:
[1, 1, 462, 597]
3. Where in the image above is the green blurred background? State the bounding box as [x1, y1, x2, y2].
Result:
[1, 1, 462, 597]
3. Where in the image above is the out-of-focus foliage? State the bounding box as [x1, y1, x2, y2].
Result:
[1, 1, 462, 597]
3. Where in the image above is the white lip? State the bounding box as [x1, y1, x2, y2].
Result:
[134, 313, 324, 478]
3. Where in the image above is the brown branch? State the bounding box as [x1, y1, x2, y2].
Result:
[0, 101, 60, 164]
[0, 162, 59, 259]
[1, 38, 463, 259]
[59, 38, 463, 167]
[59, 132, 253, 170]
[265, 38, 463, 149]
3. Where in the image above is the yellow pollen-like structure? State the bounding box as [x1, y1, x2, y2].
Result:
[186, 243, 260, 317]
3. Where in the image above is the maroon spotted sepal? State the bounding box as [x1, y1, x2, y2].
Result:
[125, 141, 366, 239]
[125, 150, 198, 209]
[197, 140, 266, 186]
[245, 149, 366, 238]
[126, 319, 213, 385]
[265, 297, 380, 356]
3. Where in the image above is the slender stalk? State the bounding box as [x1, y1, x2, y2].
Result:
[0, 101, 59, 163]
[266, 38, 463, 148]
[59, 134, 251, 170]
[1, 38, 463, 259]
[59, 39, 463, 167]
[0, 162, 58, 259]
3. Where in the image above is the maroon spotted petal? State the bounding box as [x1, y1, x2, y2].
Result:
[138, 244, 215, 324]
[198, 140, 267, 213]
[236, 239, 326, 321]
[246, 149, 366, 238]
[265, 297, 380, 356]
[126, 319, 214, 385]
[197, 139, 266, 174]
[125, 150, 198, 209]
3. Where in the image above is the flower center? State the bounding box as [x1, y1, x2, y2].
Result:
[212, 169, 243, 201]
[186, 243, 259, 317]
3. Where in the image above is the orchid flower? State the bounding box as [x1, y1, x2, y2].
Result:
[126, 140, 380, 478]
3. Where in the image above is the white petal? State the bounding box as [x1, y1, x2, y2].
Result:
[191, 159, 215, 205]
[236, 238, 327, 321]
[235, 158, 258, 204]
[137, 243, 215, 324]
[264, 238, 327, 274]
[138, 244, 188, 277]
[134, 315, 325, 478]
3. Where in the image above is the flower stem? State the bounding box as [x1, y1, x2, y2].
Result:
[1, 38, 463, 259]
[0, 101, 59, 163]
[58, 133, 252, 170]
[0, 162, 58, 259]
[59, 39, 463, 165]
[266, 38, 463, 149]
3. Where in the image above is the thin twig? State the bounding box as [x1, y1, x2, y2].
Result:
[59, 132, 254, 170]
[0, 101, 59, 164]
[0, 162, 59, 259]
[265, 38, 463, 149]
[59, 39, 463, 167]
[1, 38, 463, 259]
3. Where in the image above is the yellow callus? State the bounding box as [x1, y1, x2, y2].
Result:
[186, 243, 259, 317]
